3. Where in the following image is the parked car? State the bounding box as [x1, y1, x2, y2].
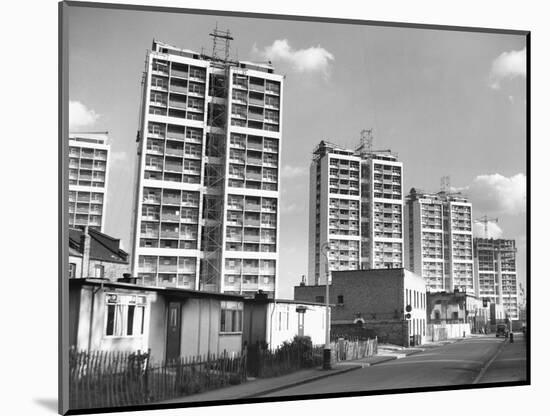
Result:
[496, 324, 509, 337]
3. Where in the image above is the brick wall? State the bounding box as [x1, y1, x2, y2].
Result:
[86, 259, 129, 281]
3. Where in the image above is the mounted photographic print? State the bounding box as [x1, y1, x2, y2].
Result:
[59, 1, 529, 414]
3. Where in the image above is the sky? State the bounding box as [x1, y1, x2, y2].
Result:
[67, 5, 527, 299]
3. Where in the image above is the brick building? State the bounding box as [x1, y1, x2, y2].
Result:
[294, 268, 427, 346]
[69, 227, 130, 280]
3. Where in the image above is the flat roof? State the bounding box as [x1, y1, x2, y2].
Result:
[70, 278, 245, 301]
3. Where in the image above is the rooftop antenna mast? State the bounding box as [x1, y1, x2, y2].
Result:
[209, 23, 233, 63]
[440, 175, 451, 194]
[359, 128, 373, 156]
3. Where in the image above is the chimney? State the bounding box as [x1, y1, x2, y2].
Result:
[80, 226, 92, 278]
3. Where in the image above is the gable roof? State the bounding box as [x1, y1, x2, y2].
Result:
[69, 228, 129, 264]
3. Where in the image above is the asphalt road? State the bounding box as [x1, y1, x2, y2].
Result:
[477, 332, 527, 383]
[261, 335, 523, 398]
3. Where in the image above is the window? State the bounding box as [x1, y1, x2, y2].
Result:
[105, 293, 147, 337]
[220, 301, 243, 333]
[315, 295, 325, 303]
[337, 295, 344, 305]
[94, 264, 105, 278]
[69, 263, 76, 279]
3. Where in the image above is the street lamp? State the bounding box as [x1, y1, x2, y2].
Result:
[320, 242, 332, 370]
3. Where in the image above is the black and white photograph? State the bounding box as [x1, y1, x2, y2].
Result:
[56, 1, 532, 414]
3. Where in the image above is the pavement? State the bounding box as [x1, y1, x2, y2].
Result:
[160, 336, 468, 404]
[476, 332, 527, 384]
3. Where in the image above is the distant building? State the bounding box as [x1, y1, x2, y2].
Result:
[68, 132, 110, 231]
[69, 227, 129, 280]
[307, 140, 404, 285]
[69, 278, 244, 360]
[243, 292, 328, 350]
[474, 238, 518, 319]
[404, 188, 474, 294]
[295, 268, 426, 347]
[131, 39, 283, 298]
[426, 291, 484, 328]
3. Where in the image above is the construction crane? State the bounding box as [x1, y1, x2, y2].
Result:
[474, 215, 499, 238]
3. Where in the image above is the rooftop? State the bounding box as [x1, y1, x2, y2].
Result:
[69, 227, 128, 264]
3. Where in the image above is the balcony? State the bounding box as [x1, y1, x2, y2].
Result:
[169, 100, 186, 110]
[249, 97, 265, 107]
[249, 83, 265, 92]
[247, 112, 264, 121]
[158, 264, 177, 272]
[243, 234, 260, 242]
[244, 219, 260, 227]
[162, 196, 181, 206]
[160, 231, 179, 239]
[245, 204, 261, 212]
[171, 69, 188, 79]
[141, 231, 159, 239]
[164, 147, 183, 157]
[188, 74, 206, 83]
[164, 163, 182, 172]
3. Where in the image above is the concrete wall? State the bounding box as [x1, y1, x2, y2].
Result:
[426, 323, 471, 342]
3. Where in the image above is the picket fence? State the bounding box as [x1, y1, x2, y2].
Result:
[69, 348, 246, 410]
[330, 338, 378, 361]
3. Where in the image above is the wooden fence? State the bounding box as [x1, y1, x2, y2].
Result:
[69, 348, 246, 410]
[330, 338, 378, 362]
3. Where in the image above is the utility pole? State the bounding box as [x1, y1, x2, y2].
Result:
[320, 242, 332, 370]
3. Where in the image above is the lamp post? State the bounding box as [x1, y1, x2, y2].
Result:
[320, 242, 332, 370]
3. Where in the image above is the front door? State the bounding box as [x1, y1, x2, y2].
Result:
[166, 302, 181, 361]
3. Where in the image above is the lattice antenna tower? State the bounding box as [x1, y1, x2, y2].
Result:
[209, 23, 234, 63]
[440, 175, 451, 194]
[359, 128, 373, 156]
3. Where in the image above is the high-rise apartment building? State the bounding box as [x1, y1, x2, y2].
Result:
[404, 189, 474, 294]
[307, 141, 403, 285]
[68, 132, 110, 231]
[131, 39, 283, 298]
[474, 238, 518, 319]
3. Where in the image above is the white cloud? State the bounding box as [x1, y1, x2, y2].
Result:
[69, 101, 100, 129]
[281, 164, 307, 178]
[473, 220, 503, 239]
[252, 39, 334, 75]
[461, 173, 526, 216]
[489, 47, 526, 90]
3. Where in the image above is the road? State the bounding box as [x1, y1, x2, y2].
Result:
[260, 334, 527, 398]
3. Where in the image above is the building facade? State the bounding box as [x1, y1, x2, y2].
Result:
[68, 132, 110, 231]
[404, 189, 474, 294]
[69, 227, 129, 280]
[131, 39, 283, 298]
[69, 278, 244, 360]
[307, 141, 403, 285]
[295, 268, 426, 347]
[474, 238, 518, 319]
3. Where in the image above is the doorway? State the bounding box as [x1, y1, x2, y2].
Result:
[166, 302, 181, 361]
